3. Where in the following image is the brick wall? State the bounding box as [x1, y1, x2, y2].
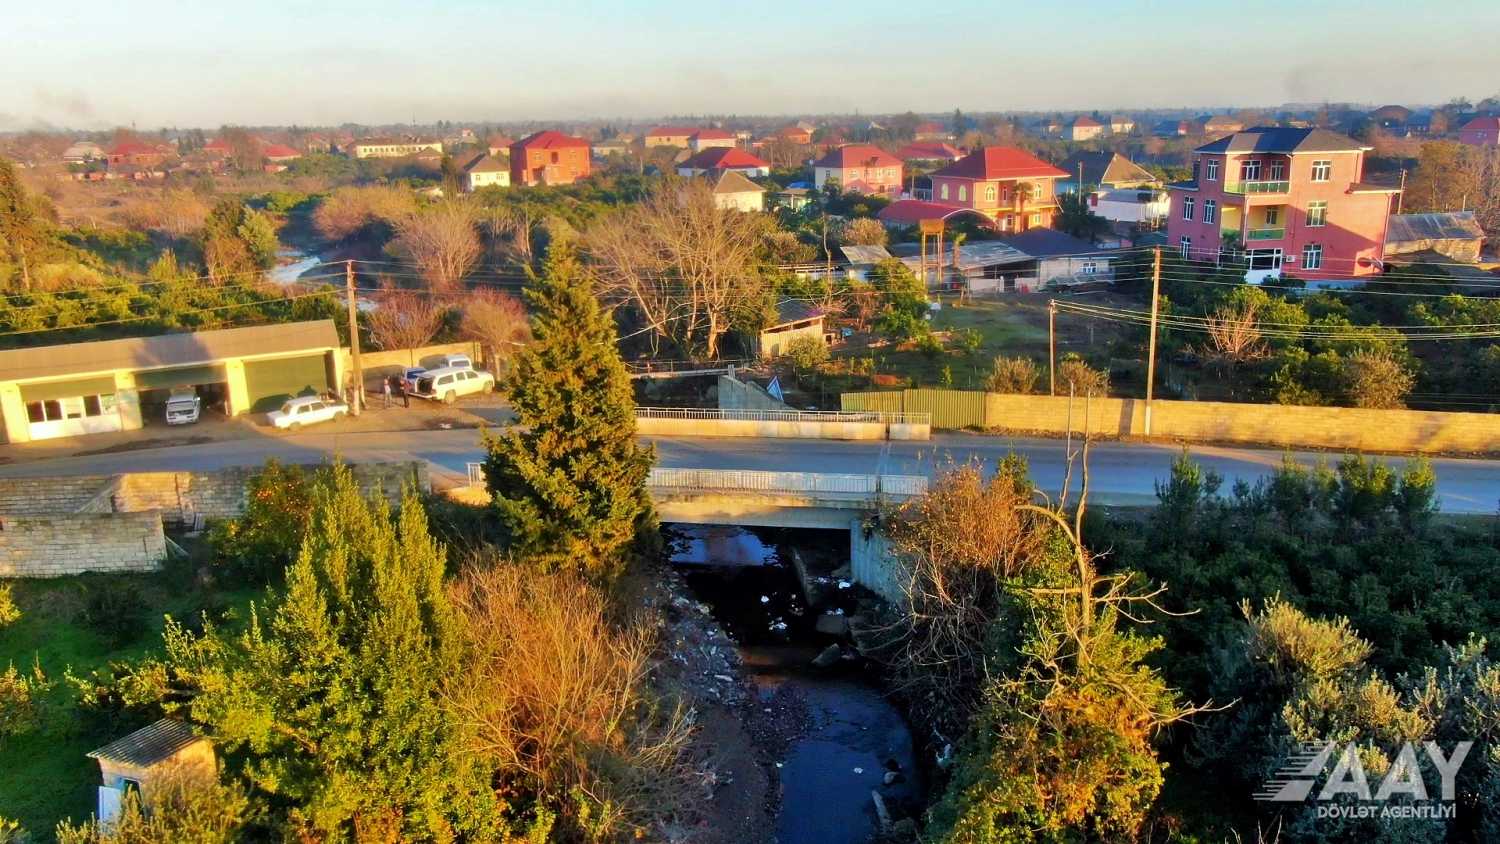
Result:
[113, 462, 430, 527]
[844, 388, 1500, 455]
[0, 475, 113, 516]
[0, 510, 165, 577]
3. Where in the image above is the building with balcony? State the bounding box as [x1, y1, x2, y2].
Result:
[1165, 127, 1400, 282]
[926, 146, 1069, 232]
[509, 130, 591, 186]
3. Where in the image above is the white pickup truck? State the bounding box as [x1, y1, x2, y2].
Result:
[268, 396, 349, 430]
[164, 388, 201, 425]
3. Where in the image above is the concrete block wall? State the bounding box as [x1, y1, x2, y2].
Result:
[0, 475, 114, 516]
[0, 510, 165, 577]
[717, 375, 792, 411]
[115, 462, 430, 527]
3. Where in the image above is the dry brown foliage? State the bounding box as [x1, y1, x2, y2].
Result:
[312, 185, 416, 242]
[986, 355, 1039, 394]
[880, 460, 1054, 735]
[459, 288, 530, 367]
[445, 564, 700, 840]
[389, 200, 483, 292]
[586, 179, 767, 358]
[1202, 299, 1267, 365]
[839, 217, 888, 247]
[364, 281, 449, 363]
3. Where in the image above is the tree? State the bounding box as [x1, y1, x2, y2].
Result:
[145, 464, 499, 839]
[459, 288, 530, 370]
[784, 334, 829, 379]
[1343, 348, 1415, 408]
[1057, 353, 1108, 396]
[586, 179, 768, 358]
[985, 355, 1039, 394]
[55, 765, 251, 844]
[365, 282, 449, 364]
[481, 244, 655, 580]
[200, 199, 276, 283]
[389, 200, 482, 292]
[839, 217, 888, 247]
[1055, 190, 1109, 241]
[313, 185, 416, 243]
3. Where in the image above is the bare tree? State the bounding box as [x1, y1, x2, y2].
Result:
[839, 217, 888, 247]
[365, 281, 448, 365]
[586, 180, 767, 359]
[480, 205, 536, 267]
[460, 288, 530, 371]
[390, 200, 483, 291]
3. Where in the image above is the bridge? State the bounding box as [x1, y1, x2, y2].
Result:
[463, 464, 923, 600]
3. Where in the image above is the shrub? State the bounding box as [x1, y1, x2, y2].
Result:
[79, 581, 148, 648]
[985, 355, 1039, 394]
[1057, 354, 1109, 397]
[784, 335, 830, 374]
[207, 460, 315, 584]
[0, 816, 27, 844]
[0, 583, 18, 628]
[0, 663, 50, 742]
[1342, 348, 1415, 408]
[916, 332, 945, 359]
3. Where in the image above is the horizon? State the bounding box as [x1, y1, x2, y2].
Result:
[3, 0, 1498, 132]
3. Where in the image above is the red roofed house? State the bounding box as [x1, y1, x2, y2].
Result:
[106, 141, 167, 167]
[777, 126, 813, 145]
[914, 121, 950, 142]
[509, 131, 591, 186]
[927, 147, 1070, 232]
[202, 138, 233, 158]
[689, 129, 737, 152]
[812, 145, 903, 197]
[644, 126, 699, 148]
[897, 142, 963, 163]
[263, 144, 301, 163]
[1069, 116, 1104, 142]
[1459, 116, 1500, 147]
[677, 147, 770, 178]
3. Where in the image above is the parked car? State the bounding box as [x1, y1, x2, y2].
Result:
[400, 367, 427, 393]
[268, 396, 349, 430]
[438, 353, 473, 370]
[412, 366, 495, 404]
[164, 388, 201, 425]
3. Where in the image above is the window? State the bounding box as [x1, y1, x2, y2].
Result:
[1204, 159, 1219, 181]
[1180, 236, 1192, 258]
[1264, 208, 1279, 225]
[1192, 160, 1200, 180]
[1311, 160, 1332, 182]
[1030, 213, 1041, 226]
[985, 185, 996, 202]
[1306, 201, 1327, 227]
[958, 186, 967, 201]
[1203, 199, 1217, 224]
[1269, 161, 1285, 180]
[1082, 259, 1098, 275]
[1248, 248, 1283, 271]
[1302, 243, 1323, 270]
[1182, 197, 1196, 220]
[1241, 159, 1261, 181]
[940, 184, 949, 200]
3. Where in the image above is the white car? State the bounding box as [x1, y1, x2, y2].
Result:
[438, 353, 473, 370]
[412, 366, 495, 404]
[268, 396, 349, 430]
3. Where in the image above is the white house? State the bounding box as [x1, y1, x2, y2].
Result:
[1092, 188, 1169, 226]
[710, 170, 765, 212]
[461, 153, 510, 191]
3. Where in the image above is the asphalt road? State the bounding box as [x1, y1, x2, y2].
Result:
[3, 429, 1498, 514]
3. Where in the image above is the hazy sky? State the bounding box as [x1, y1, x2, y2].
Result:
[3, 0, 1498, 130]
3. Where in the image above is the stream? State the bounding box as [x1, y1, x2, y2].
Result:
[670, 525, 922, 843]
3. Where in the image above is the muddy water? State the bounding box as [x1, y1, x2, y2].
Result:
[671, 525, 921, 844]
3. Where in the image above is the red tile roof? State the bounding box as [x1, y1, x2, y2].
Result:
[680, 147, 768, 170]
[877, 199, 989, 226]
[930, 146, 1068, 181]
[1073, 115, 1101, 127]
[262, 143, 301, 159]
[1461, 116, 1500, 133]
[512, 130, 590, 151]
[812, 144, 902, 170]
[914, 121, 945, 133]
[203, 138, 233, 153]
[896, 142, 963, 161]
[692, 128, 736, 141]
[646, 125, 702, 138]
[108, 141, 161, 156]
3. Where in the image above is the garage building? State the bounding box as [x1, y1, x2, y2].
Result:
[0, 321, 342, 443]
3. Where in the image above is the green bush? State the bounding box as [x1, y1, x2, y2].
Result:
[79, 582, 147, 648]
[784, 335, 829, 374]
[207, 460, 315, 584]
[0, 663, 50, 742]
[0, 584, 18, 628]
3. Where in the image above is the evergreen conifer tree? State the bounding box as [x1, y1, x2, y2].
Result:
[482, 242, 654, 579]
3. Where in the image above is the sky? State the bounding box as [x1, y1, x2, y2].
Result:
[2, 0, 1498, 131]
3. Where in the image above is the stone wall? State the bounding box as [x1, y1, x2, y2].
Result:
[0, 510, 165, 577]
[0, 475, 113, 516]
[844, 388, 1500, 454]
[112, 462, 429, 527]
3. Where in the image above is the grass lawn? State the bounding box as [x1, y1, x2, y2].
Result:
[0, 564, 257, 839]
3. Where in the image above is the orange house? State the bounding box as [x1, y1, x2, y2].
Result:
[927, 147, 1069, 232]
[509, 131, 591, 186]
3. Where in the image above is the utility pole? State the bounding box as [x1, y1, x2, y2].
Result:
[1144, 246, 1161, 437]
[17, 241, 30, 292]
[1048, 300, 1057, 396]
[345, 260, 363, 417]
[1396, 168, 1407, 214]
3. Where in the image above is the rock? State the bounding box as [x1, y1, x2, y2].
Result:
[883, 770, 905, 786]
[831, 563, 852, 580]
[811, 644, 842, 668]
[815, 614, 850, 636]
[892, 818, 918, 838]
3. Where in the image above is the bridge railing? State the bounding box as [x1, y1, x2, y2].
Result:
[635, 407, 932, 426]
[647, 467, 928, 498]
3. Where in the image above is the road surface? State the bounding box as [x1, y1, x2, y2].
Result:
[2, 429, 1497, 513]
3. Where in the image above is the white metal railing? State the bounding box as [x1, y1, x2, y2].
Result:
[462, 462, 927, 499]
[647, 467, 928, 498]
[635, 407, 932, 426]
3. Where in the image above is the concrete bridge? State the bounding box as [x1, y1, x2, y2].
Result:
[463, 464, 922, 600]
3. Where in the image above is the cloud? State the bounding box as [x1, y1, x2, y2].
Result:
[32, 87, 95, 119]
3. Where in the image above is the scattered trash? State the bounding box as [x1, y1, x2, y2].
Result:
[837, 580, 851, 589]
[760, 595, 770, 603]
[853, 767, 864, 775]
[775, 762, 784, 768]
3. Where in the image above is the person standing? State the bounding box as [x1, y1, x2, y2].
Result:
[383, 377, 392, 408]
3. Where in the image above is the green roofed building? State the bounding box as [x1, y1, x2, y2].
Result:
[0, 320, 341, 443]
